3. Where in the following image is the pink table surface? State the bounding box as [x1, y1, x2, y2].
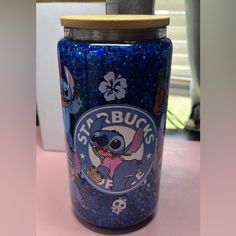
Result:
[37, 129, 200, 236]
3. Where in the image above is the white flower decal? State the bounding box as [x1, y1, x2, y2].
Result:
[99, 72, 127, 102]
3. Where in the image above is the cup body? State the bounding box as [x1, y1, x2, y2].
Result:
[57, 34, 172, 228]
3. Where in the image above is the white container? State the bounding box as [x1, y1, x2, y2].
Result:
[36, 2, 106, 151]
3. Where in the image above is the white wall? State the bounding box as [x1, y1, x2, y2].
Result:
[36, 2, 106, 151]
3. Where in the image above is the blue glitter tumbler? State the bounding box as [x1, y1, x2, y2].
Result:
[57, 15, 172, 229]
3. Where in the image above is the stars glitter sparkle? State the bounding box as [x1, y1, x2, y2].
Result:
[146, 153, 152, 160]
[80, 153, 86, 160]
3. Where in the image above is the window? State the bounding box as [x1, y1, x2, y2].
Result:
[155, 0, 190, 96]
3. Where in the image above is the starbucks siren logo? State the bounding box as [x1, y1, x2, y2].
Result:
[74, 105, 157, 194]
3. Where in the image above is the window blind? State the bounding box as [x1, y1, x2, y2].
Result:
[155, 0, 190, 96]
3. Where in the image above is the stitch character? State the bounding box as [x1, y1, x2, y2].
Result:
[88, 116, 144, 191]
[61, 66, 80, 152]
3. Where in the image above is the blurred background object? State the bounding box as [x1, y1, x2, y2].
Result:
[184, 0, 200, 132]
[106, 0, 155, 14]
[154, 0, 200, 138]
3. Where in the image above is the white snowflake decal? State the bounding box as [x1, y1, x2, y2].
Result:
[99, 72, 127, 102]
[111, 197, 127, 215]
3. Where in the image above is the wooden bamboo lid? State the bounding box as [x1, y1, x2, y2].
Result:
[61, 15, 170, 29]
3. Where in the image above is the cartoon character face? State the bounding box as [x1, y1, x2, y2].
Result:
[111, 197, 127, 214]
[61, 66, 75, 108]
[90, 130, 126, 159]
[89, 116, 144, 160]
[61, 81, 72, 107]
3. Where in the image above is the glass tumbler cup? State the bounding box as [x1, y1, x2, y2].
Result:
[57, 15, 172, 229]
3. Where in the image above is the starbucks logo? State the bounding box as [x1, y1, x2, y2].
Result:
[74, 105, 157, 194]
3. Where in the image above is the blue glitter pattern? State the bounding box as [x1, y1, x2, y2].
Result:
[58, 37, 172, 229]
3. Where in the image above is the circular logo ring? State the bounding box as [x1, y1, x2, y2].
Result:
[74, 104, 158, 195]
